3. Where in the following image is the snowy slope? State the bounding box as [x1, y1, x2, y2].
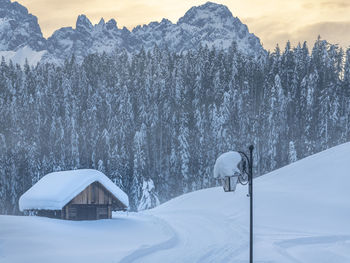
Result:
[0, 46, 46, 66]
[1, 143, 350, 263]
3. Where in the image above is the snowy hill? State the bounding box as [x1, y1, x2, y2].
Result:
[0, 1, 265, 65]
[1, 143, 349, 262]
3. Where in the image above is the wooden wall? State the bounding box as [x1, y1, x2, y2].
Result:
[29, 181, 127, 220]
[70, 182, 112, 205]
[61, 181, 126, 220]
[63, 204, 110, 220]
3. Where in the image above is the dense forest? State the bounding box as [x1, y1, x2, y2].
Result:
[1, 37, 349, 213]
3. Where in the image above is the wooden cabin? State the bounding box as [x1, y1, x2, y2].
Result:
[19, 169, 129, 220]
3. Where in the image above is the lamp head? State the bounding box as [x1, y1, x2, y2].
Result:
[214, 151, 243, 179]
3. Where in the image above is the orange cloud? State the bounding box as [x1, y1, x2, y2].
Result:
[320, 1, 350, 9]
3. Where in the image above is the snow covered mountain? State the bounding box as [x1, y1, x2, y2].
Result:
[44, 15, 136, 64]
[0, 0, 45, 51]
[132, 2, 264, 56]
[0, 0, 47, 64]
[0, 1, 265, 65]
[1, 142, 349, 262]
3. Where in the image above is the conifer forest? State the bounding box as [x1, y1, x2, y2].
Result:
[1, 38, 350, 213]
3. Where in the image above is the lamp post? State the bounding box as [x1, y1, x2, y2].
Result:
[214, 145, 254, 263]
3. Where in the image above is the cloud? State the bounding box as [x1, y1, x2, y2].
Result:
[242, 15, 350, 51]
[302, 0, 350, 9]
[241, 16, 297, 50]
[302, 2, 315, 9]
[293, 21, 350, 48]
[320, 1, 350, 9]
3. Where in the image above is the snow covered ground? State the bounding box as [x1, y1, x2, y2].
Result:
[1, 143, 350, 263]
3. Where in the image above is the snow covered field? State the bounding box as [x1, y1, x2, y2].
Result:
[1, 143, 350, 263]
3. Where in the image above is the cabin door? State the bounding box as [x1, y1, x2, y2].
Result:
[77, 206, 97, 220]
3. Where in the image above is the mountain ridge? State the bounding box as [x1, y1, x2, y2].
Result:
[0, 1, 266, 65]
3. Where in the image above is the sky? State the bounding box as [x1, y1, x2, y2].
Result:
[17, 0, 350, 51]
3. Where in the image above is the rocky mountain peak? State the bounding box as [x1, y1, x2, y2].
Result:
[0, 0, 46, 51]
[0, 1, 266, 64]
[76, 14, 93, 31]
[106, 19, 117, 30]
[97, 18, 105, 27]
[178, 2, 233, 26]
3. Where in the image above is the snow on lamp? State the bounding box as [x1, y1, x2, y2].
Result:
[214, 151, 246, 192]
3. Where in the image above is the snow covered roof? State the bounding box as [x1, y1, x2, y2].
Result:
[19, 169, 129, 211]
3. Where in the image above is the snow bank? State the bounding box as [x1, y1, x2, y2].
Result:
[19, 169, 129, 211]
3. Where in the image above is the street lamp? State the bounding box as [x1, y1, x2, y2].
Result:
[214, 145, 254, 263]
